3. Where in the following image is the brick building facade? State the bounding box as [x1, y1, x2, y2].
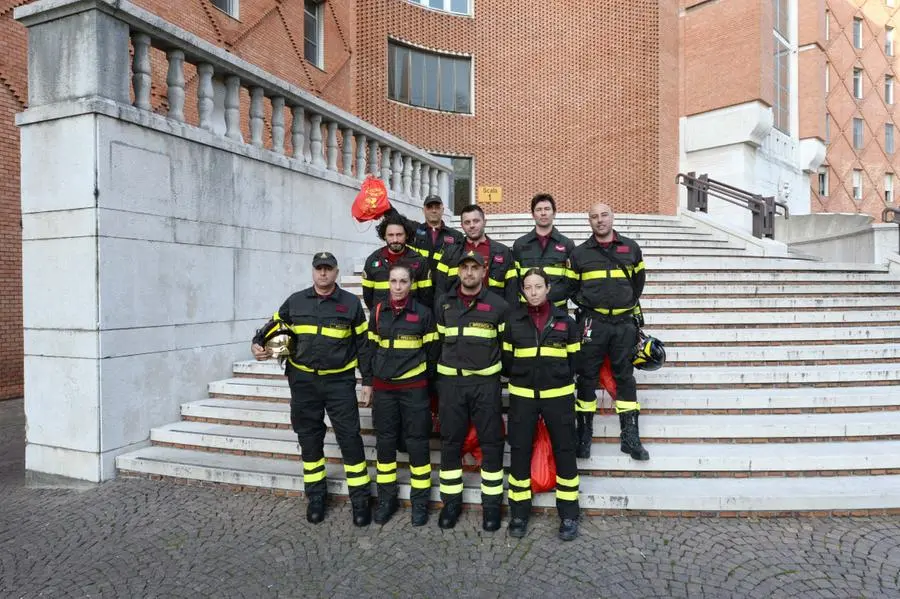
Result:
[0, 0, 841, 398]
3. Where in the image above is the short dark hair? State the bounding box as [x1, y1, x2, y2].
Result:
[460, 204, 485, 220]
[531, 193, 556, 213]
[376, 213, 409, 242]
[388, 261, 416, 284]
[521, 267, 551, 288]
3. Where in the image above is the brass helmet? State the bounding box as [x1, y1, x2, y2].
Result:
[633, 331, 665, 371]
[254, 320, 294, 364]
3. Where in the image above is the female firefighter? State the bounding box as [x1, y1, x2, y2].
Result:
[360, 261, 439, 526]
[501, 267, 581, 540]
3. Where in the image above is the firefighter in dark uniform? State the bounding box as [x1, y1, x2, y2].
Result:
[501, 268, 581, 541]
[512, 194, 577, 307]
[251, 252, 373, 526]
[435, 204, 518, 305]
[434, 250, 510, 530]
[361, 212, 433, 311]
[568, 203, 650, 461]
[360, 262, 439, 527]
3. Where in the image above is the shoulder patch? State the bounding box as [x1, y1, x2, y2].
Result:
[335, 304, 349, 313]
[444, 235, 455, 244]
[553, 321, 567, 331]
[616, 246, 630, 254]
[476, 302, 492, 312]
[406, 312, 420, 323]
[372, 259, 382, 267]
[493, 255, 504, 264]
[555, 244, 566, 252]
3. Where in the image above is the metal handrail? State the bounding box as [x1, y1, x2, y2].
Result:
[676, 172, 788, 239]
[883, 207, 900, 254]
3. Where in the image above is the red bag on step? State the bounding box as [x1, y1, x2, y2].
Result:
[599, 355, 617, 406]
[351, 175, 390, 222]
[530, 416, 557, 493]
[462, 422, 482, 464]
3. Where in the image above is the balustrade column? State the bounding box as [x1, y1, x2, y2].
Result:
[403, 157, 413, 197]
[224, 76, 241, 141]
[368, 140, 380, 176]
[421, 165, 431, 200]
[342, 127, 354, 176]
[291, 106, 306, 161]
[197, 63, 215, 132]
[271, 96, 285, 154]
[430, 169, 439, 195]
[165, 50, 185, 122]
[412, 161, 422, 198]
[391, 152, 403, 193]
[249, 87, 265, 147]
[131, 33, 152, 110]
[381, 146, 392, 182]
[326, 121, 339, 171]
[356, 134, 368, 180]
[309, 114, 324, 167]
[438, 171, 449, 203]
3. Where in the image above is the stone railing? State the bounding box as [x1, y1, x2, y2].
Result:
[15, 0, 451, 202]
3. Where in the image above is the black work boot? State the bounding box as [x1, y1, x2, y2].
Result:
[438, 501, 462, 529]
[373, 495, 398, 525]
[508, 515, 529, 538]
[411, 502, 429, 527]
[558, 518, 579, 541]
[306, 494, 326, 524]
[620, 411, 650, 461]
[576, 412, 593, 459]
[482, 505, 501, 532]
[351, 498, 372, 527]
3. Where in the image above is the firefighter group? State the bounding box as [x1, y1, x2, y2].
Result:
[250, 194, 664, 541]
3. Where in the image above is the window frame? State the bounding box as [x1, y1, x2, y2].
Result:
[818, 169, 829, 197]
[887, 26, 895, 56]
[887, 173, 895, 204]
[387, 40, 473, 114]
[853, 169, 864, 201]
[853, 68, 864, 99]
[407, 0, 472, 16]
[887, 123, 895, 154]
[887, 75, 895, 105]
[854, 117, 865, 149]
[854, 17, 864, 50]
[211, 0, 239, 19]
[304, 0, 324, 70]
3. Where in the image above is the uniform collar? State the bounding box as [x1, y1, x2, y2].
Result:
[448, 281, 488, 301]
[306, 285, 341, 299]
[586, 230, 621, 248]
[527, 226, 560, 242]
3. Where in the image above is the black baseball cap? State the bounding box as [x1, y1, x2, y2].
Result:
[457, 250, 485, 267]
[424, 194, 443, 206]
[312, 251, 338, 268]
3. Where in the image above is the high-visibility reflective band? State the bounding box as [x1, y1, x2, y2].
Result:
[542, 266, 566, 277]
[488, 278, 505, 288]
[436, 362, 502, 377]
[410, 477, 431, 489]
[321, 326, 352, 339]
[615, 400, 641, 414]
[566, 343, 581, 353]
[432, 251, 444, 262]
[379, 338, 423, 349]
[344, 461, 368, 473]
[361, 279, 390, 289]
[377, 462, 396, 472]
[422, 332, 438, 343]
[368, 332, 381, 342]
[507, 474, 530, 487]
[355, 321, 368, 336]
[439, 468, 464, 495]
[581, 268, 632, 281]
[290, 358, 358, 375]
[436, 262, 451, 274]
[502, 341, 513, 352]
[556, 489, 579, 501]
[410, 464, 432, 476]
[591, 306, 636, 316]
[273, 311, 282, 322]
[440, 326, 498, 339]
[498, 322, 506, 333]
[303, 469, 326, 483]
[556, 474, 580, 487]
[413, 279, 433, 289]
[412, 246, 429, 258]
[575, 398, 598, 412]
[377, 472, 397, 484]
[511, 347, 567, 359]
[507, 383, 575, 399]
[563, 269, 579, 280]
[440, 483, 464, 494]
[395, 362, 427, 380]
[504, 268, 517, 280]
[264, 322, 281, 337]
[508, 489, 532, 502]
[481, 469, 504, 481]
[634, 261, 645, 273]
[553, 299, 568, 308]
[440, 468, 463, 479]
[304, 458, 326, 470]
[290, 324, 318, 335]
[481, 483, 504, 495]
[346, 472, 371, 487]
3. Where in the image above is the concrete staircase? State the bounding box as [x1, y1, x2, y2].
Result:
[116, 213, 900, 515]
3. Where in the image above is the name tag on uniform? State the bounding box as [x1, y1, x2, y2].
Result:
[444, 236, 455, 244]
[553, 321, 567, 331]
[555, 244, 566, 252]
[406, 313, 420, 322]
[335, 304, 349, 313]
[476, 302, 492, 312]
[493, 255, 504, 264]
[616, 246, 630, 254]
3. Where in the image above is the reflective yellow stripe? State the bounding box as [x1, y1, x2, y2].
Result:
[507, 474, 530, 487]
[440, 483, 464, 494]
[481, 469, 503, 481]
[591, 306, 636, 316]
[410, 464, 432, 476]
[355, 321, 368, 336]
[502, 342, 513, 352]
[564, 269, 579, 280]
[436, 362, 502, 377]
[362, 279, 389, 289]
[303, 470, 326, 483]
[413, 279, 433, 289]
[553, 299, 568, 308]
[290, 358, 358, 375]
[566, 343, 581, 353]
[437, 324, 448, 335]
[344, 461, 368, 474]
[504, 268, 517, 280]
[412, 246, 429, 258]
[410, 477, 431, 489]
[346, 473, 371, 487]
[376, 473, 397, 484]
[447, 267, 459, 277]
[575, 398, 597, 412]
[634, 261, 645, 273]
[488, 278, 505, 288]
[481, 484, 504, 496]
[304, 458, 325, 470]
[513, 347, 537, 358]
[395, 362, 427, 380]
[321, 326, 352, 339]
[615, 400, 641, 414]
[541, 266, 566, 276]
[440, 469, 462, 479]
[507, 383, 575, 399]
[556, 489, 579, 501]
[422, 332, 439, 343]
[512, 346, 568, 358]
[273, 311, 282, 322]
[436, 262, 451, 273]
[581, 269, 631, 281]
[379, 338, 423, 349]
[498, 322, 506, 333]
[368, 332, 380, 342]
[433, 251, 443, 261]
[441, 327, 497, 339]
[290, 324, 318, 335]
[556, 474, 580, 486]
[377, 462, 396, 472]
[508, 489, 532, 501]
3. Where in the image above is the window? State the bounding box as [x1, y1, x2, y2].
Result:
[886, 173, 895, 203]
[304, 1, 323, 69]
[853, 169, 863, 200]
[388, 41, 472, 113]
[211, 0, 238, 18]
[826, 10, 830, 41]
[887, 75, 895, 104]
[773, 0, 789, 37]
[825, 62, 830, 93]
[435, 155, 473, 214]
[408, 0, 471, 15]
[887, 123, 895, 153]
[854, 68, 864, 99]
[825, 113, 831, 144]
[854, 118, 865, 149]
[818, 169, 829, 196]
[854, 17, 864, 49]
[888, 27, 895, 56]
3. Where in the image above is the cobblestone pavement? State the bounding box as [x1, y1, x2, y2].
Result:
[2, 399, 900, 599]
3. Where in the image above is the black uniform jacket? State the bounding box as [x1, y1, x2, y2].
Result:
[435, 283, 510, 377]
[363, 298, 439, 384]
[435, 237, 519, 306]
[257, 285, 371, 383]
[501, 304, 581, 399]
[568, 231, 645, 316]
[512, 227, 577, 306]
[361, 246, 433, 310]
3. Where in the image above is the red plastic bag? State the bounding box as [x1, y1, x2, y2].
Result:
[530, 417, 557, 493]
[351, 175, 390, 222]
[461, 419, 506, 467]
[599, 355, 617, 403]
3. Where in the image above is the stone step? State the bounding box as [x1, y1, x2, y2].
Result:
[647, 271, 898, 283]
[181, 398, 900, 440]
[659, 325, 900, 344]
[643, 309, 900, 326]
[642, 283, 900, 296]
[487, 235, 740, 250]
[116, 446, 900, 512]
[150, 421, 900, 475]
[209, 378, 899, 412]
[641, 296, 900, 310]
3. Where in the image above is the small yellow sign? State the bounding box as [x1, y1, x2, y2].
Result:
[478, 186, 502, 204]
